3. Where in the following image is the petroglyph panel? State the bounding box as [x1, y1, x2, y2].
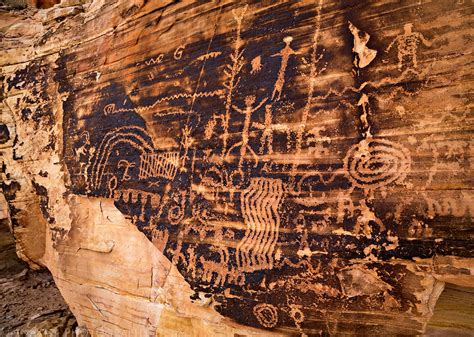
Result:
[3, 0, 472, 335]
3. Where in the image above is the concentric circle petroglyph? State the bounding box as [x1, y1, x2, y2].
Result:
[344, 138, 411, 190]
[253, 303, 279, 328]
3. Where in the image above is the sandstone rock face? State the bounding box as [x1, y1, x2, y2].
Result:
[1, 0, 473, 336]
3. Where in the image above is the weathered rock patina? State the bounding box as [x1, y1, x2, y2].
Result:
[1, 1, 473, 336]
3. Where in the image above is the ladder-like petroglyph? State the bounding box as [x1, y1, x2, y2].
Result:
[138, 152, 180, 180]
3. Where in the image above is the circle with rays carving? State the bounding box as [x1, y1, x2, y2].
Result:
[344, 138, 411, 190]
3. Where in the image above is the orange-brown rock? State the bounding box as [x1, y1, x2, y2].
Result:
[0, 1, 473, 336]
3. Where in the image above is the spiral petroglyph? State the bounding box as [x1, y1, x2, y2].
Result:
[344, 138, 411, 190]
[253, 303, 279, 328]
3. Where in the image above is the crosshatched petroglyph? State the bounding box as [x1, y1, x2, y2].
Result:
[57, 0, 473, 334]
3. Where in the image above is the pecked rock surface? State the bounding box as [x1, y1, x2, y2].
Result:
[0, 0, 473, 336]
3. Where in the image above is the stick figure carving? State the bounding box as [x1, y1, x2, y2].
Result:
[271, 36, 299, 101]
[226, 95, 267, 169]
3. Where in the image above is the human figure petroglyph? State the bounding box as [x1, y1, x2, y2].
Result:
[180, 125, 194, 169]
[385, 23, 431, 72]
[272, 36, 299, 101]
[226, 95, 267, 169]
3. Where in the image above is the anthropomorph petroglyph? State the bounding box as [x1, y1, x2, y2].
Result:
[226, 95, 267, 169]
[56, 1, 473, 334]
[385, 23, 432, 72]
[253, 104, 274, 155]
[271, 36, 299, 101]
[118, 159, 136, 182]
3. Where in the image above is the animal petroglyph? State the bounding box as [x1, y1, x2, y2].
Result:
[344, 138, 411, 191]
[56, 1, 474, 334]
[237, 177, 284, 271]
